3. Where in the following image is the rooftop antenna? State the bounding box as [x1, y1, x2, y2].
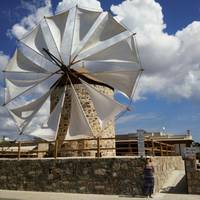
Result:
[162, 127, 166, 135]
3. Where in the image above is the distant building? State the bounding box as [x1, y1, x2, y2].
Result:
[116, 129, 193, 156]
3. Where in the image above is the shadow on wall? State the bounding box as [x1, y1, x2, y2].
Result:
[161, 175, 187, 194]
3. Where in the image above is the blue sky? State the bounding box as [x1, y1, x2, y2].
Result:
[0, 0, 200, 142]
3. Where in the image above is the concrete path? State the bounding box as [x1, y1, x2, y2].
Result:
[0, 190, 200, 200]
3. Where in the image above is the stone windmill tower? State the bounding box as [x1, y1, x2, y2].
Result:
[51, 82, 116, 156]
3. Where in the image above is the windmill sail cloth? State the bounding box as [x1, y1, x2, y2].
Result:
[8, 90, 51, 132]
[5, 49, 48, 73]
[5, 73, 61, 106]
[3, 5, 142, 141]
[18, 43, 60, 73]
[72, 61, 139, 73]
[4, 72, 50, 103]
[74, 32, 136, 62]
[65, 83, 93, 140]
[26, 87, 66, 141]
[80, 79, 126, 127]
[71, 12, 127, 58]
[72, 60, 141, 98]
[40, 19, 61, 60]
[86, 70, 141, 98]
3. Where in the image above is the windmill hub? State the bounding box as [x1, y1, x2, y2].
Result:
[42, 48, 70, 73]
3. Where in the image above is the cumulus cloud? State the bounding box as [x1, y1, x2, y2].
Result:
[56, 0, 102, 13]
[0, 51, 9, 71]
[111, 0, 200, 101]
[116, 112, 162, 134]
[117, 112, 159, 125]
[8, 0, 52, 39]
[0, 51, 9, 104]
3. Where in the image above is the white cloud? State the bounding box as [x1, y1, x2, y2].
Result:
[0, 52, 9, 104]
[0, 107, 16, 133]
[0, 51, 9, 71]
[56, 0, 102, 13]
[8, 0, 52, 39]
[116, 112, 159, 125]
[111, 0, 200, 101]
[116, 114, 161, 134]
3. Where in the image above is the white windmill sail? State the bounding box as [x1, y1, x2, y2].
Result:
[73, 12, 127, 56]
[71, 11, 107, 59]
[47, 6, 103, 65]
[5, 72, 50, 103]
[28, 87, 66, 141]
[87, 70, 141, 98]
[71, 59, 141, 98]
[75, 31, 135, 62]
[70, 7, 102, 56]
[4, 49, 48, 73]
[40, 19, 61, 60]
[8, 90, 51, 133]
[18, 42, 60, 73]
[5, 73, 61, 106]
[80, 79, 127, 127]
[20, 24, 49, 58]
[45, 11, 69, 54]
[21, 96, 51, 137]
[65, 81, 93, 140]
[60, 6, 77, 65]
[5, 78, 37, 104]
[72, 60, 139, 73]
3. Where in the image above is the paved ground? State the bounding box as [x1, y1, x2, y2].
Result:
[0, 190, 200, 200]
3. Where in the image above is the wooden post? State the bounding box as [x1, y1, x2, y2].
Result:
[173, 144, 176, 156]
[18, 142, 21, 160]
[151, 139, 154, 156]
[179, 144, 181, 155]
[160, 143, 163, 156]
[128, 141, 131, 155]
[37, 143, 39, 157]
[97, 137, 101, 158]
[184, 159, 189, 194]
[166, 145, 168, 156]
[54, 139, 58, 159]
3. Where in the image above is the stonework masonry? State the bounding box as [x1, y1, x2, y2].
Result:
[0, 156, 184, 195]
[51, 84, 116, 157]
[185, 158, 200, 194]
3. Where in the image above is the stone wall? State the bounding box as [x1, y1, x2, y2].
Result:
[185, 158, 200, 194]
[51, 84, 116, 157]
[0, 156, 184, 195]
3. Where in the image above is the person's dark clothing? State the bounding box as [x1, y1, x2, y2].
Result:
[143, 165, 154, 196]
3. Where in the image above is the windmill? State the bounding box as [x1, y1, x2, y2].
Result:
[3, 5, 142, 156]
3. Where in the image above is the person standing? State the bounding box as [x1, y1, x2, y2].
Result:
[143, 158, 155, 198]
